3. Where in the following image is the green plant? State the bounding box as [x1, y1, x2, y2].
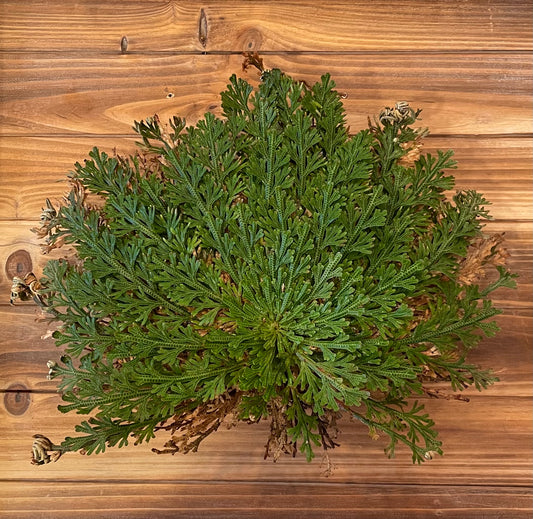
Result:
[22, 63, 515, 467]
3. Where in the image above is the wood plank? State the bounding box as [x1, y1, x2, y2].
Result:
[2, 0, 531, 514]
[0, 305, 57, 391]
[0, 0, 201, 54]
[1, 481, 532, 519]
[1, 306, 531, 393]
[0, 136, 531, 221]
[0, 53, 531, 136]
[1, 0, 532, 53]
[0, 220, 75, 303]
[0, 137, 136, 220]
[479, 221, 533, 310]
[1, 219, 530, 310]
[1, 390, 531, 485]
[425, 137, 533, 222]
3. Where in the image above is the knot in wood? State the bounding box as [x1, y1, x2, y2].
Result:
[4, 384, 31, 416]
[5, 250, 32, 280]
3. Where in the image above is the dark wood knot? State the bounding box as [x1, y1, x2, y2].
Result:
[4, 383, 31, 416]
[120, 36, 128, 54]
[5, 250, 33, 280]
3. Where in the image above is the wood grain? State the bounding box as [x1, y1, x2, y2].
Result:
[1, 53, 531, 136]
[0, 305, 56, 391]
[0, 136, 531, 220]
[1, 1, 532, 53]
[1, 482, 532, 519]
[1, 0, 532, 516]
[1, 220, 530, 309]
[0, 137, 136, 220]
[2, 306, 531, 392]
[0, 219, 74, 299]
[1, 389, 531, 486]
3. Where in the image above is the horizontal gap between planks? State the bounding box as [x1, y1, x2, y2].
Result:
[1, 304, 530, 315]
[1, 388, 56, 394]
[1, 134, 532, 140]
[1, 49, 533, 57]
[2, 218, 532, 226]
[1, 478, 532, 489]
[3, 388, 532, 396]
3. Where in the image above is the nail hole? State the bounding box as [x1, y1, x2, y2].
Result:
[167, 93, 174, 99]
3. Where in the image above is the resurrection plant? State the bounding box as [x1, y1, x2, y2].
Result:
[18, 61, 516, 467]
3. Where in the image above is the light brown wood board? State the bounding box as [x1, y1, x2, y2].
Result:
[1, 1, 532, 53]
[1, 53, 531, 136]
[1, 1, 532, 517]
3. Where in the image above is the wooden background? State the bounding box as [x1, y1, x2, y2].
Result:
[1, 1, 532, 517]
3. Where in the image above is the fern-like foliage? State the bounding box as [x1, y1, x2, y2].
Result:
[26, 67, 516, 465]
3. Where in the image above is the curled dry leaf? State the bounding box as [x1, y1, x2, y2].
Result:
[458, 233, 509, 285]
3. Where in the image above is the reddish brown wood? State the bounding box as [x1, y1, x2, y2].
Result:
[1, 390, 532, 486]
[1, 0, 531, 517]
[0, 54, 531, 136]
[1, 136, 531, 220]
[1, 481, 532, 518]
[1, 1, 532, 53]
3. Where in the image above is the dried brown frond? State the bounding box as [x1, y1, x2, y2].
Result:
[220, 271, 232, 285]
[422, 387, 470, 402]
[242, 51, 265, 73]
[112, 356, 135, 371]
[398, 126, 428, 167]
[151, 390, 243, 455]
[317, 410, 341, 451]
[320, 451, 336, 477]
[264, 397, 296, 461]
[231, 192, 248, 207]
[405, 294, 432, 329]
[398, 140, 423, 167]
[263, 400, 341, 463]
[31, 199, 59, 239]
[458, 233, 509, 285]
